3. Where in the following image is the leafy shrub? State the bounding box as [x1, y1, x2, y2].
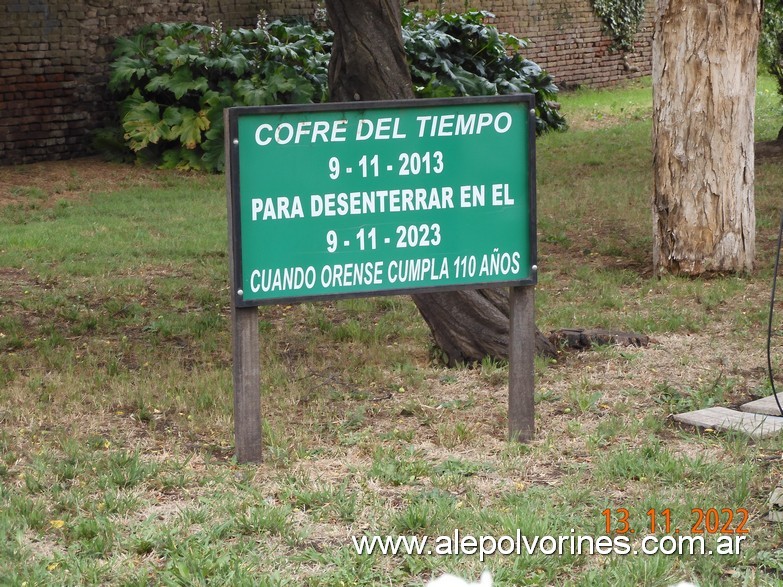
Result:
[108, 12, 565, 172]
[108, 20, 331, 171]
[402, 10, 566, 134]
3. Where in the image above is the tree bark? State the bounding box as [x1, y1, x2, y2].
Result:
[326, 0, 414, 102]
[652, 0, 759, 275]
[325, 0, 556, 365]
[411, 288, 556, 366]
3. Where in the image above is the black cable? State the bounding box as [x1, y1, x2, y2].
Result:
[767, 208, 783, 417]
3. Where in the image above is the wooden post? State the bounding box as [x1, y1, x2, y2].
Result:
[508, 285, 535, 442]
[231, 306, 263, 463]
[225, 109, 263, 463]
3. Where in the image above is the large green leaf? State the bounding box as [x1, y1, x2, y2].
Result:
[118, 89, 146, 120]
[145, 68, 209, 100]
[233, 79, 273, 106]
[164, 106, 209, 150]
[153, 38, 202, 69]
[122, 101, 166, 152]
[201, 127, 226, 172]
[112, 33, 151, 59]
[449, 68, 497, 96]
[109, 56, 151, 93]
[161, 106, 183, 141]
[160, 147, 204, 170]
[259, 63, 315, 104]
[212, 53, 251, 77]
[199, 92, 234, 172]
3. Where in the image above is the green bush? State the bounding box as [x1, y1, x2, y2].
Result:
[108, 12, 565, 172]
[108, 20, 330, 171]
[402, 10, 566, 134]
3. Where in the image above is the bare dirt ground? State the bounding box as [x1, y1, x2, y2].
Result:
[757, 139, 783, 162]
[0, 156, 165, 207]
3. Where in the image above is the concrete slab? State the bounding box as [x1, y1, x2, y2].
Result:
[740, 395, 783, 417]
[673, 406, 783, 439]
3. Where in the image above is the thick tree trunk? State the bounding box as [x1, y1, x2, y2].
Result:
[325, 0, 556, 365]
[411, 288, 557, 366]
[326, 0, 414, 102]
[652, 0, 759, 275]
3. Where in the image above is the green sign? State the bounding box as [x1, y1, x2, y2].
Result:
[227, 95, 536, 306]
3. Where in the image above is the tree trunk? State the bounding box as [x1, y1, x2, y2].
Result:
[652, 0, 759, 275]
[325, 0, 556, 365]
[326, 0, 414, 102]
[411, 288, 557, 366]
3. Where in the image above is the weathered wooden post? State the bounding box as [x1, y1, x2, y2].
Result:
[508, 284, 536, 441]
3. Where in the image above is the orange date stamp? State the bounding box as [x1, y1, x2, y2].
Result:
[602, 508, 750, 535]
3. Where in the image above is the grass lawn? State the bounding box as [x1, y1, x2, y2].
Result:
[2, 76, 783, 585]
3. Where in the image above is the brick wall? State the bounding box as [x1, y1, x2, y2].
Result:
[503, 0, 655, 88]
[0, 0, 258, 165]
[2, 0, 653, 165]
[261, 0, 655, 89]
